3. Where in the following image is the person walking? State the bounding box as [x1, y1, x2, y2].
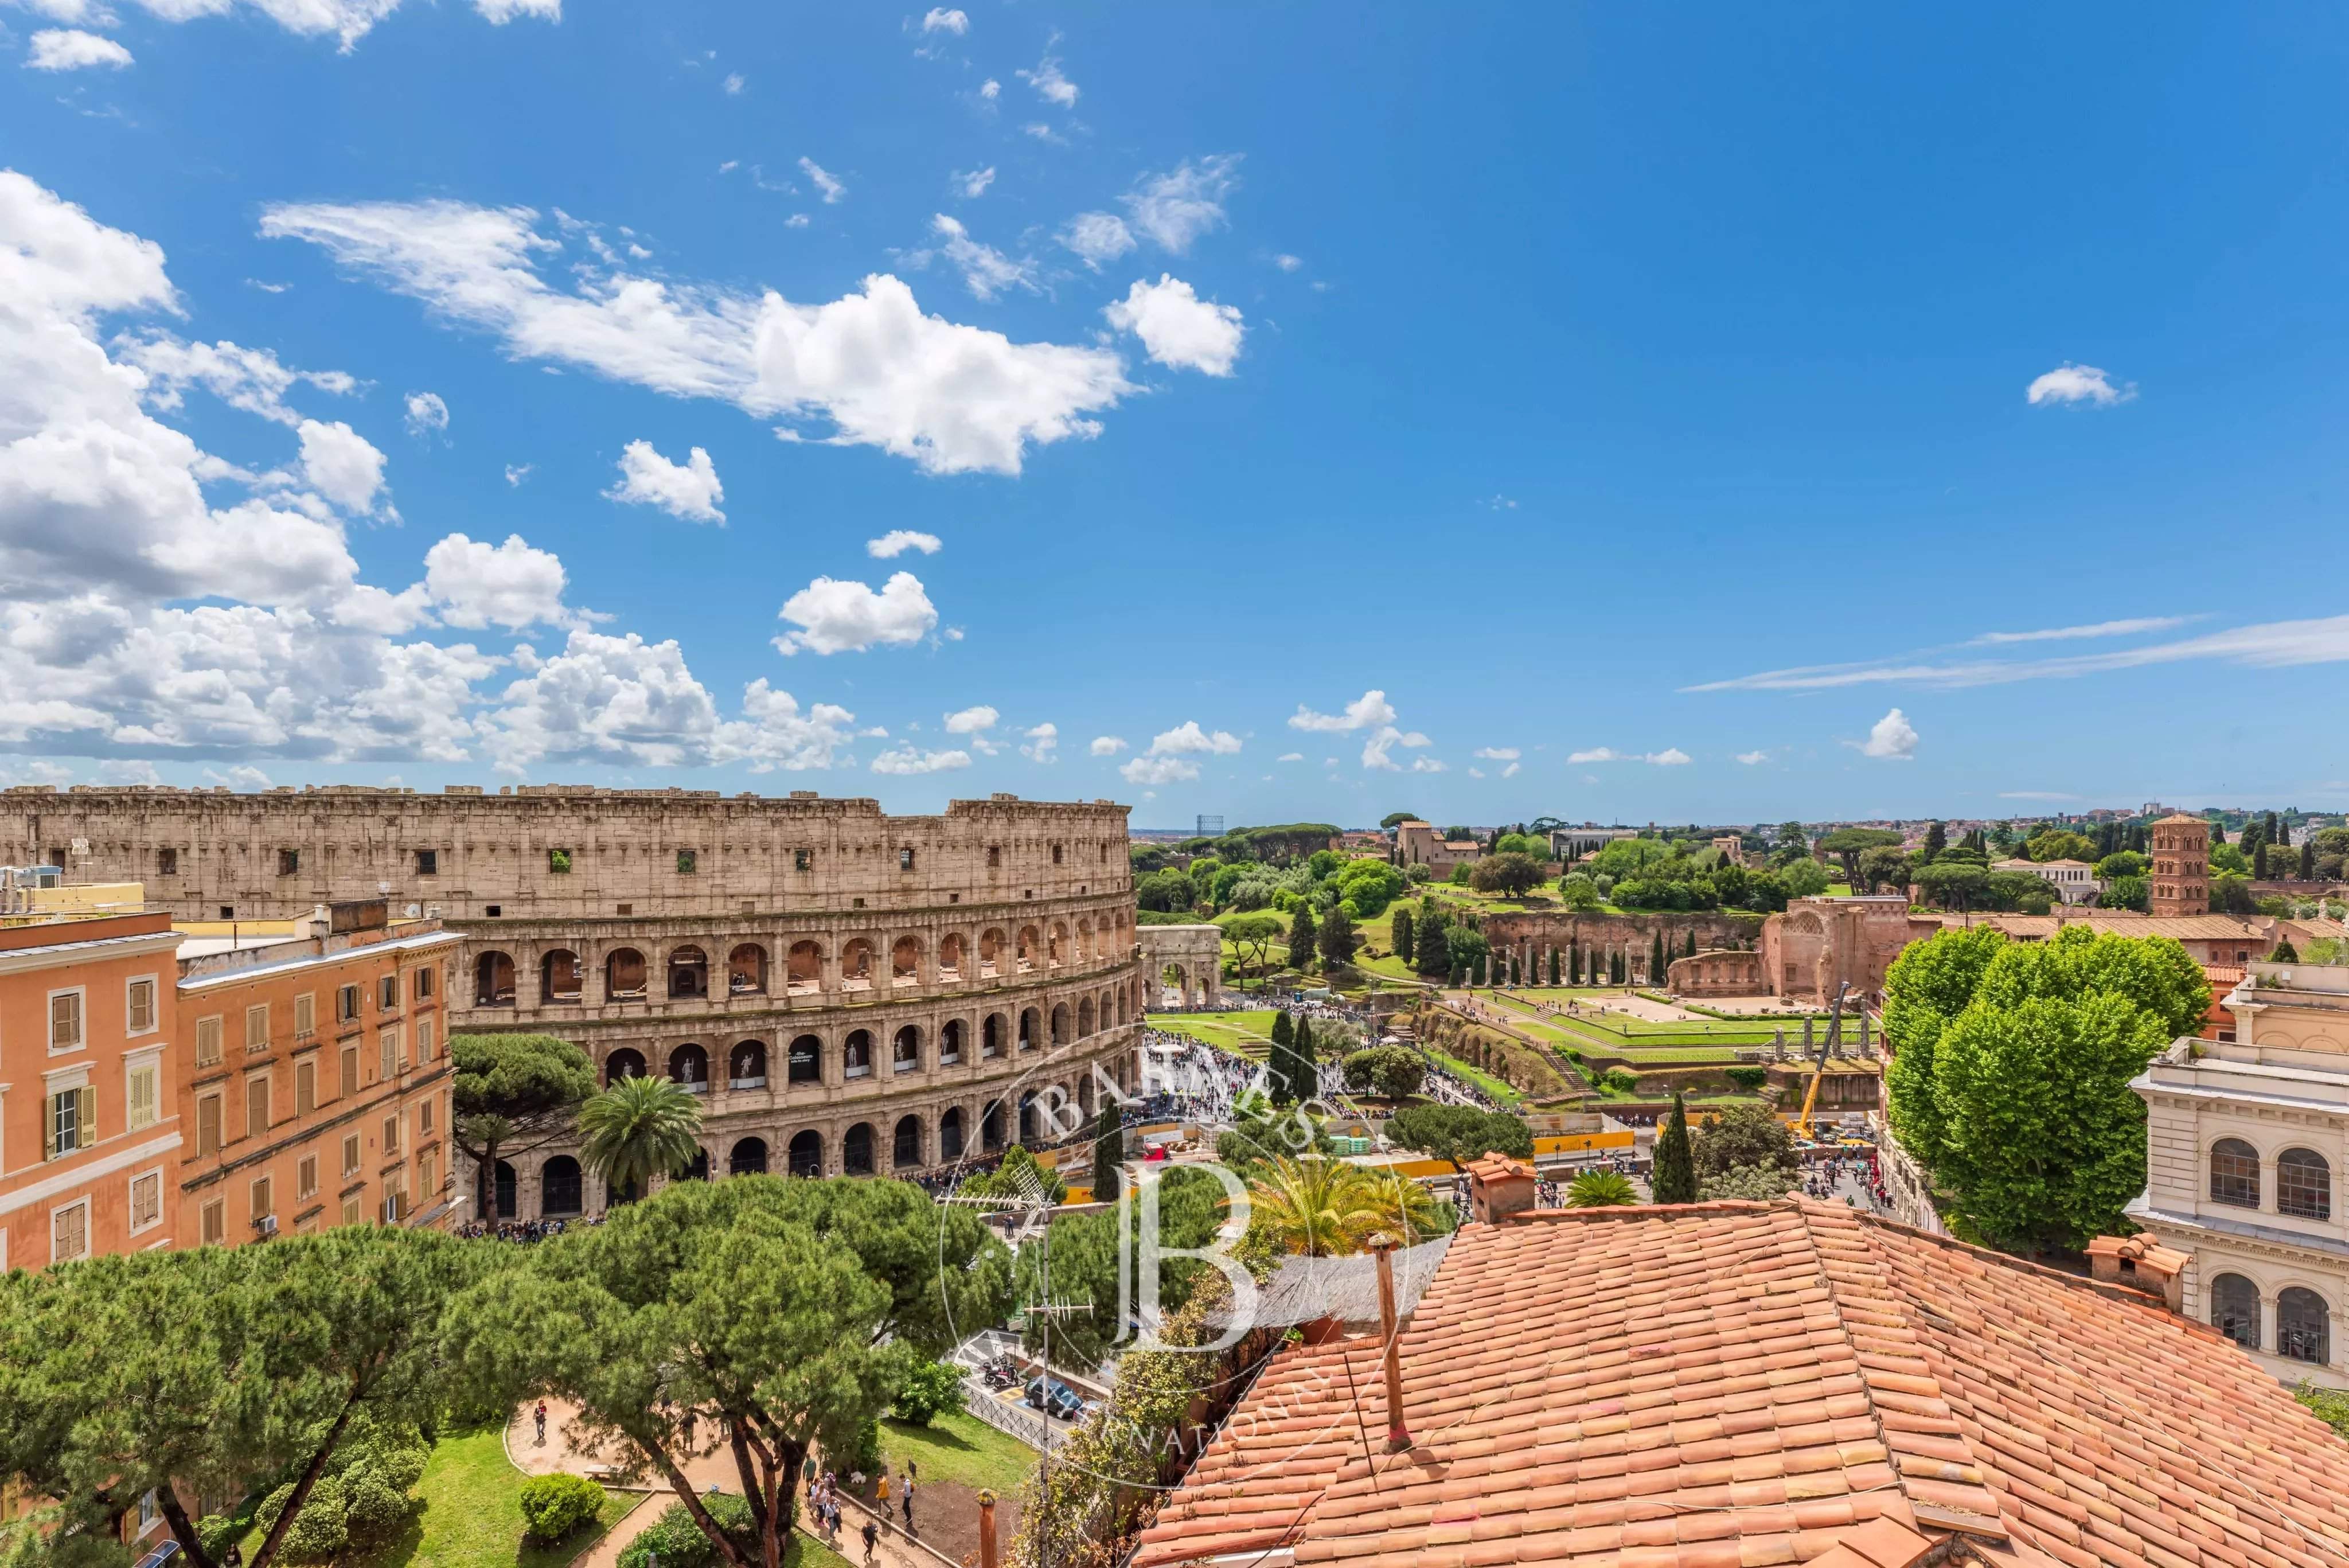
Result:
[861, 1518, 879, 1566]
[900, 1469, 916, 1531]
[533, 1400, 548, 1447]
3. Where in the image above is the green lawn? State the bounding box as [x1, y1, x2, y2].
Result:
[1422, 1047, 1527, 1107]
[877, 1411, 1036, 1497]
[1145, 1009, 1279, 1059]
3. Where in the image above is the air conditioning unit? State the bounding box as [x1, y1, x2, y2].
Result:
[253, 1214, 279, 1237]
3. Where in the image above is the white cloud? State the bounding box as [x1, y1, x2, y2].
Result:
[1289, 690, 1395, 732]
[872, 744, 971, 775]
[119, 334, 357, 427]
[296, 419, 389, 515]
[263, 198, 1136, 478]
[1146, 720, 1241, 756]
[1649, 747, 1692, 766]
[504, 463, 532, 486]
[1020, 721, 1057, 762]
[784, 213, 811, 229]
[474, 0, 560, 22]
[1969, 615, 2190, 645]
[798, 157, 846, 204]
[604, 439, 724, 523]
[1272, 253, 1301, 272]
[1276, 751, 1303, 763]
[1104, 275, 1243, 376]
[1410, 757, 1446, 773]
[26, 28, 132, 68]
[1568, 746, 1689, 766]
[954, 166, 996, 199]
[771, 571, 937, 656]
[921, 6, 967, 32]
[1501, 761, 1520, 778]
[1472, 746, 1519, 760]
[1021, 123, 1064, 145]
[1735, 750, 1769, 765]
[1468, 767, 1484, 779]
[721, 72, 744, 95]
[1122, 155, 1239, 253]
[402, 391, 449, 436]
[866, 529, 941, 558]
[1120, 754, 1197, 785]
[1360, 726, 1432, 771]
[978, 77, 999, 99]
[1854, 708, 1919, 761]
[1088, 735, 1126, 756]
[927, 214, 1038, 301]
[247, 279, 292, 293]
[942, 703, 998, 754]
[2026, 362, 2134, 407]
[60, 0, 557, 52]
[1058, 212, 1136, 270]
[1016, 51, 1077, 106]
[420, 532, 572, 629]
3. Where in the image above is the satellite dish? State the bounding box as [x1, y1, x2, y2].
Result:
[405, 903, 421, 918]
[379, 881, 392, 895]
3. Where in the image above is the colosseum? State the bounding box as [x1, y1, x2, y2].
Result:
[0, 783, 1146, 1217]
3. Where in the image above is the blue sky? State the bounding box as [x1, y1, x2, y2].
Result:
[6, 3, 2348, 826]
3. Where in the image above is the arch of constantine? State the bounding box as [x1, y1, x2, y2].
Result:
[1138, 923, 1223, 1007]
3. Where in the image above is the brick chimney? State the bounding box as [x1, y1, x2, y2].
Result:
[2085, 1234, 2187, 1313]
[1466, 1153, 1538, 1224]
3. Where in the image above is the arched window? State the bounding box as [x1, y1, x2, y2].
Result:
[493, 1160, 518, 1219]
[893, 1115, 923, 1168]
[729, 1040, 767, 1089]
[2280, 1287, 2331, 1364]
[982, 1013, 1004, 1059]
[729, 1137, 768, 1176]
[728, 944, 769, 996]
[606, 947, 647, 1000]
[541, 949, 583, 1002]
[603, 1047, 646, 1086]
[940, 1106, 965, 1159]
[1017, 926, 1039, 973]
[939, 934, 965, 978]
[1051, 1003, 1071, 1047]
[844, 1029, 873, 1078]
[2211, 1272, 2261, 1351]
[1079, 997, 1095, 1037]
[541, 1156, 583, 1216]
[893, 1025, 920, 1072]
[841, 939, 875, 990]
[787, 1130, 823, 1177]
[980, 929, 1004, 978]
[981, 1101, 1005, 1153]
[1019, 1008, 1040, 1052]
[1076, 919, 1092, 961]
[679, 1148, 711, 1183]
[668, 946, 709, 1000]
[842, 1122, 875, 1176]
[2280, 1149, 2332, 1220]
[475, 951, 516, 1007]
[786, 941, 823, 994]
[941, 1019, 965, 1064]
[787, 1034, 822, 1084]
[2211, 1138, 2262, 1208]
[892, 935, 922, 984]
[1019, 1091, 1039, 1145]
[668, 1043, 709, 1092]
[1048, 922, 1067, 966]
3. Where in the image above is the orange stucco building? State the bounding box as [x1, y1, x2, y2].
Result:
[0, 910, 185, 1270]
[174, 900, 462, 1243]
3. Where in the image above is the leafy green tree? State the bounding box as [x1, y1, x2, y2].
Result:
[1334, 859, 1407, 916]
[1340, 1046, 1425, 1099]
[1379, 811, 1418, 830]
[1292, 1016, 1320, 1097]
[1317, 904, 1359, 968]
[1816, 827, 1902, 884]
[1384, 1104, 1533, 1164]
[1287, 902, 1319, 970]
[1468, 852, 1544, 899]
[1699, 1164, 1798, 1200]
[451, 1032, 598, 1220]
[2101, 875, 2149, 913]
[1564, 1171, 1638, 1208]
[1983, 869, 2055, 914]
[0, 1228, 474, 1568]
[447, 1177, 1011, 1568]
[1857, 844, 1911, 895]
[889, 1360, 967, 1427]
[1651, 1093, 1698, 1203]
[2094, 851, 2147, 880]
[2210, 841, 2250, 875]
[2273, 937, 2301, 962]
[1221, 912, 1285, 979]
[1922, 821, 1947, 860]
[1390, 906, 1414, 964]
[1444, 924, 1489, 980]
[1091, 1099, 1123, 1202]
[1916, 860, 1989, 911]
[2024, 828, 2097, 864]
[1208, 863, 1248, 910]
[2212, 871, 2257, 913]
[1556, 872, 1602, 910]
[1692, 1103, 1797, 1177]
[1770, 821, 1811, 865]
[578, 1074, 705, 1198]
[1136, 869, 1197, 913]
[1780, 858, 1831, 898]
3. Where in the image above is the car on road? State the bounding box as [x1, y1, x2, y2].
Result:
[1025, 1375, 1086, 1421]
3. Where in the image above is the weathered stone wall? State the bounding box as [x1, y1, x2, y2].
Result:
[1412, 1004, 1578, 1102]
[1666, 948, 1766, 997]
[1476, 910, 1762, 985]
[1758, 897, 1924, 1003]
[0, 785, 1129, 920]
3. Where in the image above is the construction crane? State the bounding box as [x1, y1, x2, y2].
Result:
[1794, 982, 1851, 1142]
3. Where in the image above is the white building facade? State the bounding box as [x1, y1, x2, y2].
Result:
[1991, 857, 2104, 906]
[2129, 962, 2349, 1388]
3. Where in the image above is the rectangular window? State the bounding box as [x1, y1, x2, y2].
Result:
[415, 965, 436, 1001]
[420, 1095, 436, 1136]
[278, 848, 300, 876]
[340, 1044, 359, 1097]
[49, 989, 84, 1052]
[130, 1169, 162, 1232]
[677, 849, 697, 874]
[245, 1076, 270, 1139]
[297, 1153, 319, 1200]
[51, 1199, 89, 1264]
[420, 1148, 438, 1199]
[245, 1004, 270, 1054]
[379, 974, 399, 1012]
[548, 847, 572, 874]
[126, 977, 157, 1035]
[379, 1029, 399, 1081]
[202, 1198, 225, 1245]
[294, 992, 315, 1037]
[794, 848, 813, 872]
[196, 1014, 223, 1067]
[899, 847, 916, 871]
[126, 1058, 159, 1131]
[295, 1058, 317, 1115]
[337, 984, 360, 1024]
[251, 1175, 273, 1223]
[158, 847, 179, 876]
[46, 1085, 93, 1159]
[382, 1112, 401, 1157]
[415, 848, 438, 876]
[415, 1017, 435, 1064]
[342, 1132, 361, 1176]
[341, 1194, 362, 1227]
[196, 1092, 223, 1156]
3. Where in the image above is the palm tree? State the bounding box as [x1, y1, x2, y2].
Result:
[1246, 1156, 1389, 1258]
[1351, 1164, 1453, 1246]
[577, 1075, 704, 1200]
[1564, 1170, 1638, 1208]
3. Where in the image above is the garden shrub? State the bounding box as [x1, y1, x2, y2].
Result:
[1602, 1067, 1640, 1093]
[891, 1358, 967, 1426]
[618, 1496, 760, 1568]
[518, 1473, 608, 1543]
[1723, 1066, 1768, 1092]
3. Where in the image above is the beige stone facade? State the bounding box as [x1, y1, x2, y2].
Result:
[1665, 947, 1765, 997]
[1759, 896, 1918, 1004]
[0, 787, 1145, 1218]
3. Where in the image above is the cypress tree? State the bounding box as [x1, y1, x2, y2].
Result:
[1923, 820, 1946, 860]
[2273, 938, 2301, 962]
[1417, 920, 1454, 978]
[2303, 841, 2317, 880]
[1649, 930, 1666, 984]
[1268, 1009, 1297, 1106]
[1091, 1098, 1123, 1202]
[1548, 946, 1560, 985]
[2268, 811, 2284, 849]
[1318, 905, 1358, 969]
[1288, 903, 1318, 971]
[1610, 949, 1624, 984]
[2255, 842, 2272, 880]
[1652, 1091, 1699, 1204]
[1293, 1016, 1318, 1099]
[1684, 927, 1699, 958]
[1392, 907, 1415, 964]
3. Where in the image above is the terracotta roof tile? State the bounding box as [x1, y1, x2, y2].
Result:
[1127, 1199, 2349, 1568]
